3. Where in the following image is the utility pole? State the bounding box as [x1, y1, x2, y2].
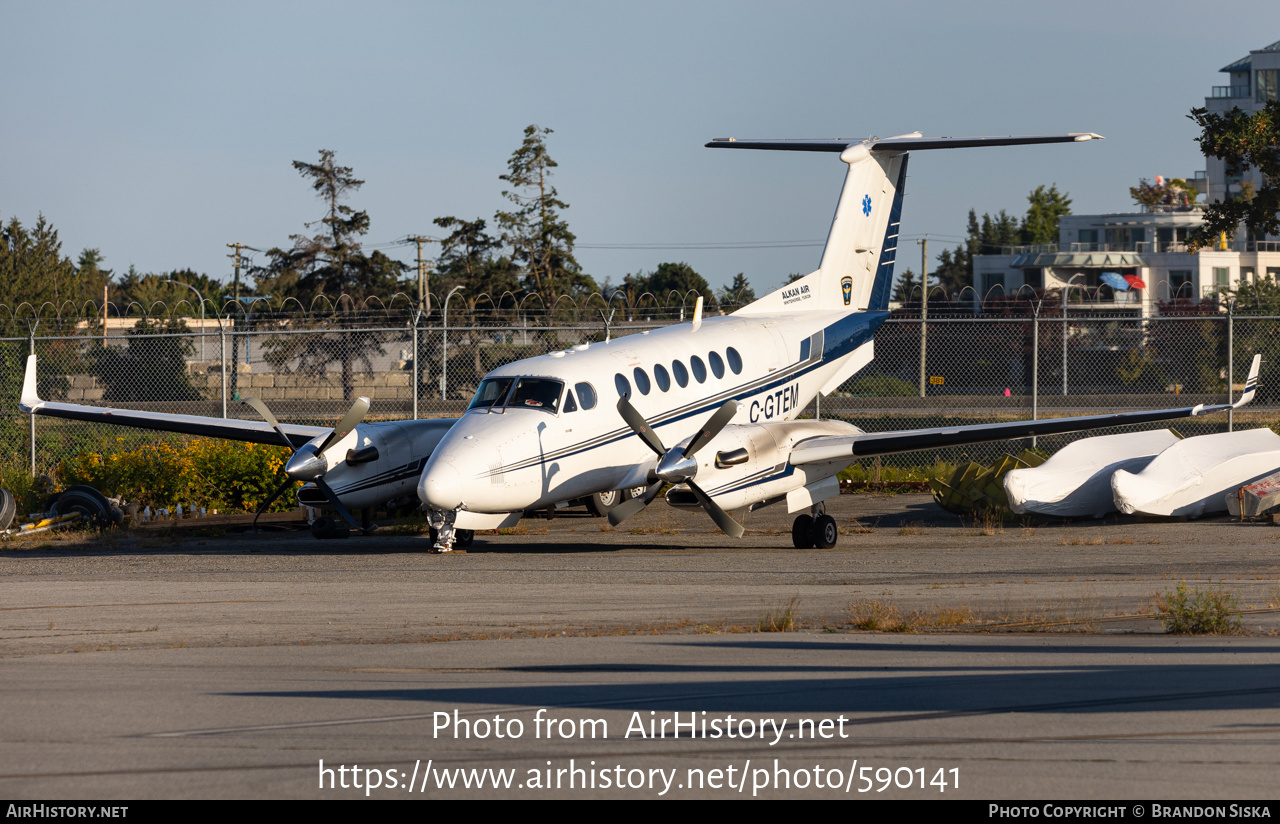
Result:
[407, 236, 433, 315]
[917, 237, 928, 397]
[226, 243, 250, 400]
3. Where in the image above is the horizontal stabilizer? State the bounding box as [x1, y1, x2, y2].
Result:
[707, 133, 1103, 154]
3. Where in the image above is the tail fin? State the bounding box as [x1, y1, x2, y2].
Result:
[713, 132, 1102, 316]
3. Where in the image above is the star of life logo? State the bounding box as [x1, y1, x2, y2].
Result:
[861, 194, 872, 216]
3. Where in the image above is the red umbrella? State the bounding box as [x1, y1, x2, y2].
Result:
[1124, 274, 1146, 289]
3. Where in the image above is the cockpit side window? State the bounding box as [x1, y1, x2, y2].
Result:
[509, 378, 565, 413]
[468, 377, 514, 411]
[563, 389, 579, 413]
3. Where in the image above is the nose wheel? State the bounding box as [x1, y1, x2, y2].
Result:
[791, 505, 838, 549]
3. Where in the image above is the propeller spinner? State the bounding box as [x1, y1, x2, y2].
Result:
[243, 395, 371, 532]
[608, 396, 744, 538]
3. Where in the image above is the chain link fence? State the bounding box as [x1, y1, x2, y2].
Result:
[2, 296, 1274, 477]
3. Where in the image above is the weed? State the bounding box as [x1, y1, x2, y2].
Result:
[849, 600, 903, 631]
[898, 522, 926, 536]
[1152, 582, 1245, 635]
[757, 596, 798, 632]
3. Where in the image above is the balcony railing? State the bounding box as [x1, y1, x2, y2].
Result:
[1211, 85, 1251, 98]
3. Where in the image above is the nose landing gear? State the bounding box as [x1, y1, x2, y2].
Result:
[426, 509, 475, 553]
[791, 503, 838, 549]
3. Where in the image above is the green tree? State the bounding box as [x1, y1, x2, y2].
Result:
[113, 267, 223, 313]
[90, 318, 203, 402]
[1020, 184, 1071, 244]
[0, 214, 78, 310]
[892, 267, 923, 303]
[494, 125, 595, 302]
[1187, 101, 1280, 250]
[432, 216, 519, 300]
[934, 209, 1021, 299]
[257, 149, 407, 400]
[718, 273, 755, 307]
[630, 262, 712, 306]
[75, 249, 112, 309]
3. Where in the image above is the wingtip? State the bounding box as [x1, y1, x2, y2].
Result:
[19, 354, 41, 411]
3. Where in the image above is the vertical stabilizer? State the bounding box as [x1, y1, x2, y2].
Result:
[734, 142, 907, 315]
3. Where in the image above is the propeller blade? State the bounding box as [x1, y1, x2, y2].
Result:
[315, 477, 364, 532]
[251, 476, 295, 531]
[318, 396, 371, 455]
[243, 396, 295, 451]
[682, 400, 739, 458]
[606, 482, 663, 526]
[616, 396, 666, 457]
[685, 480, 745, 538]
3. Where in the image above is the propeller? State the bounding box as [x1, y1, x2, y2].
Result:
[608, 396, 744, 537]
[243, 395, 371, 531]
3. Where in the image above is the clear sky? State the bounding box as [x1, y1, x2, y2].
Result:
[1, 1, 1273, 298]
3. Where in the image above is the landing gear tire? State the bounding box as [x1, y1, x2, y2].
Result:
[310, 516, 351, 540]
[455, 529, 474, 548]
[0, 488, 15, 531]
[586, 489, 622, 517]
[626, 486, 647, 500]
[52, 486, 121, 529]
[813, 514, 838, 549]
[791, 514, 815, 549]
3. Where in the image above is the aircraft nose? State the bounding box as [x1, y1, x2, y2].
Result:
[419, 459, 464, 510]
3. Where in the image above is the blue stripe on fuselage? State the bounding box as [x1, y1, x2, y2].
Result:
[467, 309, 890, 480]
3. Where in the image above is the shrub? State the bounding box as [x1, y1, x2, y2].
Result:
[1153, 582, 1244, 635]
[59, 438, 296, 513]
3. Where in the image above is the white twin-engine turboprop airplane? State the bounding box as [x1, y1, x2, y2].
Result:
[18, 132, 1260, 549]
[414, 132, 1260, 551]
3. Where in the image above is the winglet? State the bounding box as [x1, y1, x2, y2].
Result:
[19, 354, 42, 413]
[1233, 354, 1262, 408]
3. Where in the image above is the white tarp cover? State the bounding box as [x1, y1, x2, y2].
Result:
[1111, 428, 1280, 518]
[1003, 430, 1181, 517]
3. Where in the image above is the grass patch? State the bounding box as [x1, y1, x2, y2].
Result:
[1152, 582, 1245, 635]
[897, 522, 927, 536]
[756, 596, 798, 632]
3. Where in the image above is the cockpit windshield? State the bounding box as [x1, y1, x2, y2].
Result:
[467, 377, 565, 414]
[508, 378, 564, 413]
[468, 378, 514, 411]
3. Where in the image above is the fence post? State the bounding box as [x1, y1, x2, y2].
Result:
[219, 319, 228, 419]
[28, 327, 36, 474]
[1228, 300, 1234, 432]
[1062, 294, 1068, 396]
[1032, 309, 1039, 449]
[411, 312, 419, 420]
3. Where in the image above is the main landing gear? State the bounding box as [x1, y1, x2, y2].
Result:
[791, 503, 838, 549]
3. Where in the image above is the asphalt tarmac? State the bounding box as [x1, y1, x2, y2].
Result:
[3, 493, 1280, 800]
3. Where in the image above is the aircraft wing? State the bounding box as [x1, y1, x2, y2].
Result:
[789, 355, 1261, 466]
[18, 355, 330, 448]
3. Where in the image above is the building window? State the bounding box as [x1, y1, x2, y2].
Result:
[1242, 266, 1256, 285]
[1023, 268, 1043, 289]
[1257, 69, 1278, 103]
[984, 273, 1005, 293]
[1267, 267, 1280, 281]
[1105, 227, 1145, 248]
[1214, 267, 1231, 291]
[1169, 270, 1192, 298]
[1078, 229, 1097, 248]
